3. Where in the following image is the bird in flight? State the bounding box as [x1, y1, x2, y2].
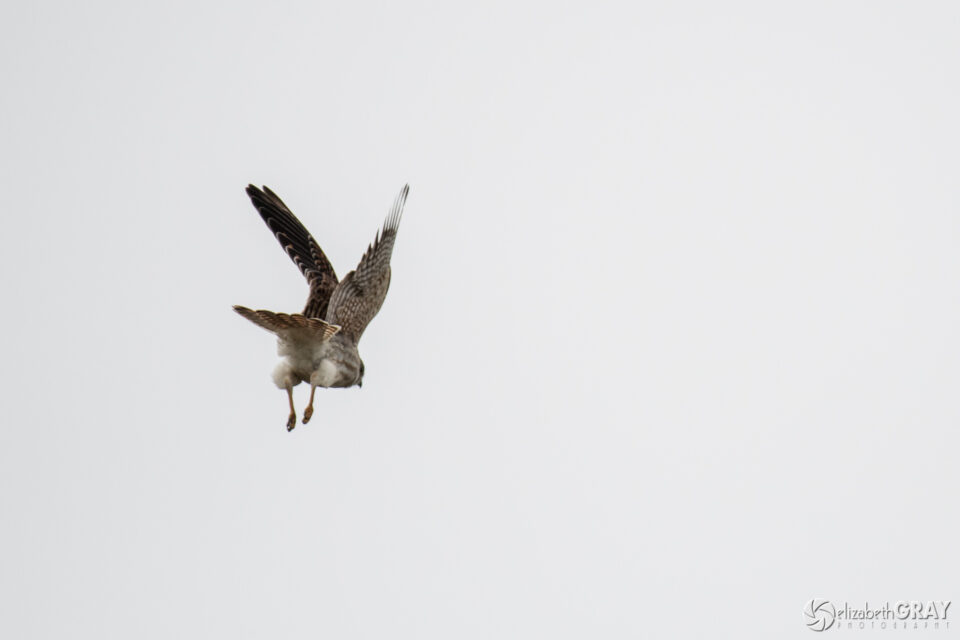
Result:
[234, 183, 410, 431]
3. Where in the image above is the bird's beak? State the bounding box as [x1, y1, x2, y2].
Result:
[358, 380, 363, 388]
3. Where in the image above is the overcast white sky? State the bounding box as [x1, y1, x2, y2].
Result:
[1, 1, 958, 638]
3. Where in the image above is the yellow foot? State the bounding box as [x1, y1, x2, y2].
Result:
[286, 412, 297, 432]
[302, 405, 314, 424]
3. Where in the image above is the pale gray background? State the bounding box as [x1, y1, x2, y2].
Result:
[1, 1, 957, 637]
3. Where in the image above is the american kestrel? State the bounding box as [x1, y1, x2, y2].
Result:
[234, 184, 409, 431]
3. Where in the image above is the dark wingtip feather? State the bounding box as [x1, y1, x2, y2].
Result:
[383, 183, 409, 233]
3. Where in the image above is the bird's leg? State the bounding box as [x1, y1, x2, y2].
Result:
[285, 385, 297, 432]
[302, 384, 317, 424]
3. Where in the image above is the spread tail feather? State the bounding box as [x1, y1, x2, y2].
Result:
[233, 305, 340, 341]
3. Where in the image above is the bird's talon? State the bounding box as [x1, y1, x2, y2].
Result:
[287, 413, 296, 431]
[302, 407, 313, 424]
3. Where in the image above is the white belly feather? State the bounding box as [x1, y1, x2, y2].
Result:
[311, 359, 340, 388]
[272, 336, 342, 389]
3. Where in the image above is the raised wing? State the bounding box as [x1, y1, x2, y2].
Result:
[325, 184, 409, 343]
[233, 305, 340, 342]
[245, 185, 339, 319]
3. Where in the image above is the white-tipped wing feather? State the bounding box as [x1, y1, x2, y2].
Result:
[245, 185, 340, 319]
